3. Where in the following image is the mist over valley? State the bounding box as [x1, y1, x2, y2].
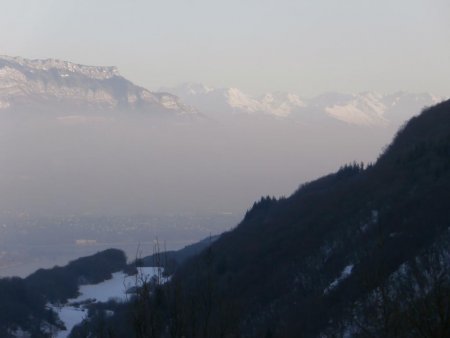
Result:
[0, 56, 442, 278]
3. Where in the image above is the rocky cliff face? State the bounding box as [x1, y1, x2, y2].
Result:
[0, 56, 196, 116]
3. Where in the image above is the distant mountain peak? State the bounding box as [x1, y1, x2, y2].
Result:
[259, 92, 306, 117]
[0, 55, 197, 117]
[225, 87, 262, 113]
[324, 92, 388, 126]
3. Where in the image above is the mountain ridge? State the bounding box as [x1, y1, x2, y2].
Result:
[163, 82, 445, 126]
[0, 55, 444, 127]
[0, 55, 197, 117]
[0, 55, 120, 80]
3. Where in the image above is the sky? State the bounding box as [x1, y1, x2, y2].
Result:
[0, 0, 449, 96]
[1, 0, 449, 270]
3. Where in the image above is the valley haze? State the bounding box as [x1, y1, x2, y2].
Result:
[0, 56, 445, 277]
[0, 1, 449, 336]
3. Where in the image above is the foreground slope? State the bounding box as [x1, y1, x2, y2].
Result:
[73, 100, 450, 338]
[172, 99, 450, 337]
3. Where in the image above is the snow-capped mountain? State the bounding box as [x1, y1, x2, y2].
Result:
[321, 92, 388, 126]
[162, 83, 444, 127]
[0, 56, 196, 116]
[316, 91, 444, 126]
[0, 56, 443, 126]
[161, 83, 306, 118]
[258, 92, 306, 117]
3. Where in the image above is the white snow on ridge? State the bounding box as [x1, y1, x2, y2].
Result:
[325, 93, 389, 126]
[324, 264, 354, 294]
[1, 56, 443, 124]
[164, 83, 309, 117]
[259, 92, 306, 117]
[0, 55, 197, 115]
[226, 87, 262, 113]
[325, 104, 375, 126]
[165, 83, 442, 125]
[0, 55, 120, 80]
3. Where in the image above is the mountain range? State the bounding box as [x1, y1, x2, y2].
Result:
[0, 56, 444, 128]
[162, 82, 445, 127]
[0, 56, 449, 337]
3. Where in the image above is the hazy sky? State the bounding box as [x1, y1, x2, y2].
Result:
[0, 0, 449, 96]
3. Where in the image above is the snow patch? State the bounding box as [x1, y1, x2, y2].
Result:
[371, 210, 379, 224]
[53, 267, 162, 338]
[324, 264, 354, 294]
[259, 92, 305, 117]
[226, 88, 262, 113]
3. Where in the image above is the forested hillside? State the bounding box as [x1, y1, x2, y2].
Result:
[73, 100, 450, 337]
[4, 100, 450, 338]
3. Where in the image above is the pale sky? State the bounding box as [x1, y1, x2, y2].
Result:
[0, 0, 449, 96]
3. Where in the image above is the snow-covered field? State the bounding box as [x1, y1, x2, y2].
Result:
[54, 267, 162, 338]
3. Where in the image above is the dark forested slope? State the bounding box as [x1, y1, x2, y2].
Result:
[10, 100, 450, 338]
[171, 99, 450, 337]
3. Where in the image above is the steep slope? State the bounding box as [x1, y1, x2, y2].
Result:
[140, 235, 219, 274]
[0, 56, 196, 116]
[58, 100, 450, 337]
[171, 99, 450, 337]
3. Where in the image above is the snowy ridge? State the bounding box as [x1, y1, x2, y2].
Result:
[164, 83, 445, 126]
[325, 92, 389, 126]
[163, 83, 307, 118]
[0, 55, 197, 116]
[259, 92, 306, 117]
[226, 89, 306, 117]
[323, 264, 354, 294]
[0, 55, 444, 123]
[226, 87, 262, 113]
[0, 55, 120, 80]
